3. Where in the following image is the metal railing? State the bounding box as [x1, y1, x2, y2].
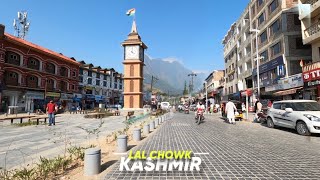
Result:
[304, 0, 318, 5]
[305, 20, 320, 38]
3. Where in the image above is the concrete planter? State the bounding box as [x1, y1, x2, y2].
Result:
[133, 128, 141, 141]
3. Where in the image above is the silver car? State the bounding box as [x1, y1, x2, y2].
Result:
[266, 100, 320, 136]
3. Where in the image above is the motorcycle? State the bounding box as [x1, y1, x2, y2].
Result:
[256, 109, 267, 123]
[195, 109, 204, 125]
[184, 106, 190, 114]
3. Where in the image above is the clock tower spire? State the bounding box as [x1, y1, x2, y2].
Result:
[122, 20, 147, 109]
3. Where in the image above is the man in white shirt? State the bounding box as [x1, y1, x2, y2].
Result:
[225, 99, 237, 124]
[195, 101, 205, 118]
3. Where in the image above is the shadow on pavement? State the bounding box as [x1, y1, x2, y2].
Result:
[101, 160, 118, 171]
[259, 123, 320, 137]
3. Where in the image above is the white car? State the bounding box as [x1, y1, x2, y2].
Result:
[266, 100, 320, 136]
[160, 102, 170, 110]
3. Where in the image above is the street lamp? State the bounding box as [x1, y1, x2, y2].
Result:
[250, 28, 261, 99]
[204, 81, 208, 114]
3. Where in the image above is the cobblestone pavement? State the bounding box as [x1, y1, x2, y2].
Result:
[104, 112, 320, 180]
[0, 113, 128, 169]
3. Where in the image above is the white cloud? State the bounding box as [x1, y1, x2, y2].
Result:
[162, 57, 183, 64]
[193, 70, 210, 74]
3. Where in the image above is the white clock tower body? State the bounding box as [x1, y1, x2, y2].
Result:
[122, 20, 147, 109]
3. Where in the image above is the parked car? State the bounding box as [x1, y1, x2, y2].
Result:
[160, 102, 170, 110]
[266, 100, 320, 136]
[221, 100, 243, 120]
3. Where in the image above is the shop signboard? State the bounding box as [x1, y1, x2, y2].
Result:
[85, 94, 95, 100]
[61, 93, 73, 100]
[25, 91, 44, 99]
[73, 93, 82, 99]
[253, 56, 284, 75]
[265, 74, 303, 92]
[302, 62, 320, 82]
[46, 92, 60, 98]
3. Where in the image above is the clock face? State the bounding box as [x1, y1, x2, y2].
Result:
[125, 46, 139, 59]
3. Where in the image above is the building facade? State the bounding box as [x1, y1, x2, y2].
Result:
[299, 0, 320, 100]
[222, 0, 312, 105]
[0, 24, 80, 113]
[78, 61, 123, 109]
[204, 70, 224, 104]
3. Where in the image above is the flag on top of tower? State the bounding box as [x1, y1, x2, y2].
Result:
[126, 8, 136, 16]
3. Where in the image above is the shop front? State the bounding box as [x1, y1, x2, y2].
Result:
[45, 92, 61, 103]
[95, 95, 106, 107]
[266, 73, 304, 100]
[60, 93, 74, 110]
[302, 62, 320, 100]
[1, 89, 24, 112]
[25, 91, 45, 113]
[85, 94, 95, 109]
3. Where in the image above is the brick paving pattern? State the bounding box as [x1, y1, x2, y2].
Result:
[104, 113, 320, 180]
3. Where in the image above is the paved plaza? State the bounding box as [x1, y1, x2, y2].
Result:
[0, 113, 127, 170]
[104, 113, 320, 180]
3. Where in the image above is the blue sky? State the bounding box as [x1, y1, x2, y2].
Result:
[0, 0, 248, 73]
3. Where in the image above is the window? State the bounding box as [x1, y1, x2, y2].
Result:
[104, 75, 107, 80]
[72, 71, 76, 77]
[271, 42, 281, 56]
[269, 0, 278, 13]
[88, 71, 92, 77]
[45, 63, 56, 74]
[96, 73, 100, 78]
[270, 19, 281, 35]
[130, 65, 134, 76]
[273, 103, 281, 109]
[60, 67, 68, 77]
[96, 80, 100, 86]
[294, 14, 301, 25]
[28, 58, 40, 70]
[79, 76, 83, 83]
[260, 31, 267, 44]
[114, 83, 118, 89]
[258, 13, 265, 25]
[260, 50, 268, 62]
[88, 78, 92, 85]
[258, 0, 264, 6]
[5, 51, 21, 66]
[79, 69, 83, 75]
[103, 81, 107, 87]
[72, 85, 75, 90]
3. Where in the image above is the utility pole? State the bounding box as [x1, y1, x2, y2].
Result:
[188, 72, 197, 96]
[150, 76, 159, 94]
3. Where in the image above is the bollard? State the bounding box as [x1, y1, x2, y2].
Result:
[155, 118, 159, 127]
[133, 128, 141, 141]
[150, 121, 155, 131]
[117, 135, 128, 153]
[143, 124, 150, 135]
[84, 147, 101, 176]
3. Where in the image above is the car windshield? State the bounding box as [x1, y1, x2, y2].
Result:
[292, 102, 320, 111]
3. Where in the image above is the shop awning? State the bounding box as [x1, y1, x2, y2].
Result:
[273, 87, 303, 96]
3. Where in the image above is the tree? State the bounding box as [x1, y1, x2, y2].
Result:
[183, 81, 189, 95]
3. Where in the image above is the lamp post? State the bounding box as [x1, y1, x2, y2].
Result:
[204, 81, 208, 114]
[250, 29, 261, 99]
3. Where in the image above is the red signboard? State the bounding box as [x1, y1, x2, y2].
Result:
[303, 68, 320, 82]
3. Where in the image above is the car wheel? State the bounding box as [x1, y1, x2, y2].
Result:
[296, 121, 311, 136]
[266, 117, 274, 128]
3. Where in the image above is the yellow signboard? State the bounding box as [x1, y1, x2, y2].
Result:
[46, 92, 61, 97]
[85, 86, 93, 90]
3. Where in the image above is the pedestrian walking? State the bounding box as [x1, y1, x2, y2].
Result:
[254, 100, 262, 122]
[225, 99, 237, 124]
[210, 103, 214, 114]
[46, 100, 57, 126]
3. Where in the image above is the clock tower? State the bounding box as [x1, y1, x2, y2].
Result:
[122, 20, 147, 109]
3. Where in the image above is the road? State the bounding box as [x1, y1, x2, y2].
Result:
[104, 112, 320, 180]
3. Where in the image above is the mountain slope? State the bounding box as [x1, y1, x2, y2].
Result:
[143, 55, 208, 95]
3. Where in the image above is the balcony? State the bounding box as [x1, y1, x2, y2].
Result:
[300, 0, 320, 19]
[304, 20, 320, 44]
